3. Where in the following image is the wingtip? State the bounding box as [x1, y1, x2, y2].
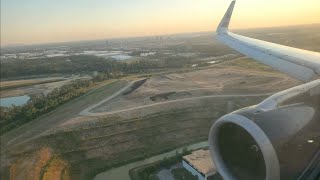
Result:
[217, 0, 236, 33]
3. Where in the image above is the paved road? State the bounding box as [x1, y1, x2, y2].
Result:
[1, 77, 272, 153]
[1, 80, 129, 152]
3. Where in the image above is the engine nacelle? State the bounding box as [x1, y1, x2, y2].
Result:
[209, 80, 320, 180]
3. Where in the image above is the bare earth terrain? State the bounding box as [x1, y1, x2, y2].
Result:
[89, 58, 299, 115]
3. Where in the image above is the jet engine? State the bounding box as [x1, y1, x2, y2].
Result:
[209, 80, 320, 180]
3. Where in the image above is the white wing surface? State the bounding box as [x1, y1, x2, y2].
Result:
[217, 0, 320, 82]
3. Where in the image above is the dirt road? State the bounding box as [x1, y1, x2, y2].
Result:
[82, 93, 272, 117]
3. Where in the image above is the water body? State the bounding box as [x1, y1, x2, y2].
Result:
[94, 141, 209, 180]
[0, 95, 30, 107]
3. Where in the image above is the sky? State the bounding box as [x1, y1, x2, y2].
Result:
[1, 0, 320, 46]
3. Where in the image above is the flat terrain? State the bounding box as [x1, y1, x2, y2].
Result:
[1, 57, 300, 180]
[89, 57, 299, 114]
[0, 76, 91, 98]
[0, 77, 65, 90]
[1, 80, 129, 149]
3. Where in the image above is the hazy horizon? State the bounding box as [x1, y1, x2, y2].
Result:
[2, 0, 320, 46]
[2, 23, 320, 48]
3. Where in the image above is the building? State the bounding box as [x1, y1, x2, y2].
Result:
[182, 149, 221, 180]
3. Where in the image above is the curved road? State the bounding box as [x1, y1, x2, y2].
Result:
[1, 80, 130, 151]
[81, 93, 272, 117]
[1, 78, 272, 152]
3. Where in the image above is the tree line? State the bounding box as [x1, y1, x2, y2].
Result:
[1, 55, 206, 79]
[0, 79, 92, 135]
[1, 55, 153, 78]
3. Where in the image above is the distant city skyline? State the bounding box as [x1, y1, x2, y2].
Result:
[1, 0, 320, 46]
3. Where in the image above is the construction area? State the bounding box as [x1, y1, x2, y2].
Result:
[86, 58, 300, 115]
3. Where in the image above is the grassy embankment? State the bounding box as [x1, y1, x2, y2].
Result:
[1, 79, 129, 144]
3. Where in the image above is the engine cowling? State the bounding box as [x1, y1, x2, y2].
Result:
[209, 80, 320, 180]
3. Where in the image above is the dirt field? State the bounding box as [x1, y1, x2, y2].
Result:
[91, 57, 300, 114]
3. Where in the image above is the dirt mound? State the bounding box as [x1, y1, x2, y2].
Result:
[122, 79, 148, 95]
[150, 92, 176, 101]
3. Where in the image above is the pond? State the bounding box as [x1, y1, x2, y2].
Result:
[0, 95, 30, 107]
[94, 141, 209, 180]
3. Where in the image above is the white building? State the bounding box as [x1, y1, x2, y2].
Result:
[182, 149, 221, 180]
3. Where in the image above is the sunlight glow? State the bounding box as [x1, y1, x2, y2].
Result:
[1, 0, 320, 45]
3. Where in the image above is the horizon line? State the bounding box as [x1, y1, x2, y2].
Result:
[2, 23, 320, 49]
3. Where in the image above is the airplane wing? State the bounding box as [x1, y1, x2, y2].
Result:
[209, 1, 320, 180]
[216, 0, 320, 82]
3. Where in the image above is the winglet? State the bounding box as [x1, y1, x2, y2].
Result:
[217, 0, 236, 34]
